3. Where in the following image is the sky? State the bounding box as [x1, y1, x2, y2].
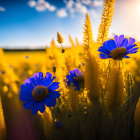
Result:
[0, 0, 140, 49]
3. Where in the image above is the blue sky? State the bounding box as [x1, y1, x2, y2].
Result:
[0, 0, 140, 48]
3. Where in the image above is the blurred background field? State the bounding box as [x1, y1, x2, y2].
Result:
[4, 51, 46, 66]
[3, 42, 140, 84]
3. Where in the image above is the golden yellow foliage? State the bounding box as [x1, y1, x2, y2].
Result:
[83, 13, 93, 52]
[67, 86, 80, 111]
[0, 96, 6, 140]
[134, 98, 140, 137]
[75, 37, 80, 47]
[57, 32, 64, 44]
[97, 0, 115, 44]
[41, 108, 53, 138]
[83, 13, 102, 103]
[69, 36, 75, 48]
[105, 60, 126, 112]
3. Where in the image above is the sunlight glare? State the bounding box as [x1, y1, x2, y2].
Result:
[136, 2, 140, 16]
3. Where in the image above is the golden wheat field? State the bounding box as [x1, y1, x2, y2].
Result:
[1, 0, 140, 140]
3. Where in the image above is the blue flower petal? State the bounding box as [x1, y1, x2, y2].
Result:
[32, 103, 39, 115]
[120, 38, 128, 47]
[49, 91, 61, 98]
[114, 35, 119, 47]
[98, 46, 111, 55]
[20, 84, 33, 101]
[69, 70, 77, 77]
[105, 40, 117, 51]
[74, 69, 80, 75]
[127, 47, 139, 54]
[48, 82, 59, 91]
[127, 37, 135, 46]
[38, 101, 45, 113]
[31, 101, 45, 114]
[45, 97, 56, 107]
[72, 81, 80, 90]
[102, 40, 108, 47]
[118, 35, 124, 47]
[66, 75, 74, 86]
[126, 44, 137, 50]
[124, 56, 130, 58]
[21, 83, 34, 92]
[28, 77, 38, 87]
[23, 99, 35, 109]
[43, 72, 55, 87]
[66, 76, 74, 86]
[20, 92, 33, 101]
[99, 53, 110, 59]
[45, 72, 52, 79]
[132, 51, 138, 53]
[33, 72, 43, 86]
[66, 75, 74, 81]
[66, 80, 71, 86]
[24, 78, 31, 84]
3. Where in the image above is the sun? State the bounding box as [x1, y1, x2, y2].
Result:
[136, 2, 140, 16]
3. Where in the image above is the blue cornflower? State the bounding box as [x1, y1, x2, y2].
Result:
[98, 35, 138, 59]
[66, 69, 84, 90]
[25, 56, 29, 59]
[82, 62, 85, 66]
[55, 121, 63, 129]
[1, 71, 6, 74]
[20, 72, 60, 115]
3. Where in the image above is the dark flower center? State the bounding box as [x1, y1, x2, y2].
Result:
[32, 86, 49, 101]
[74, 76, 84, 89]
[110, 47, 126, 60]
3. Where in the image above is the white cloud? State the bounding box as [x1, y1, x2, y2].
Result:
[28, 0, 56, 12]
[0, 6, 6, 12]
[65, 1, 88, 15]
[75, 2, 87, 14]
[66, 0, 74, 9]
[36, 6, 45, 11]
[76, 0, 104, 7]
[57, 8, 68, 18]
[28, 1, 36, 7]
[48, 5, 56, 12]
[63, 0, 103, 18]
[28, 0, 103, 18]
[81, 0, 91, 5]
[91, 0, 104, 7]
[36, 0, 47, 11]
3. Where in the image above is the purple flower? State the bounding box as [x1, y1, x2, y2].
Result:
[55, 121, 63, 129]
[20, 72, 60, 115]
[98, 35, 138, 59]
[66, 69, 84, 90]
[25, 56, 29, 59]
